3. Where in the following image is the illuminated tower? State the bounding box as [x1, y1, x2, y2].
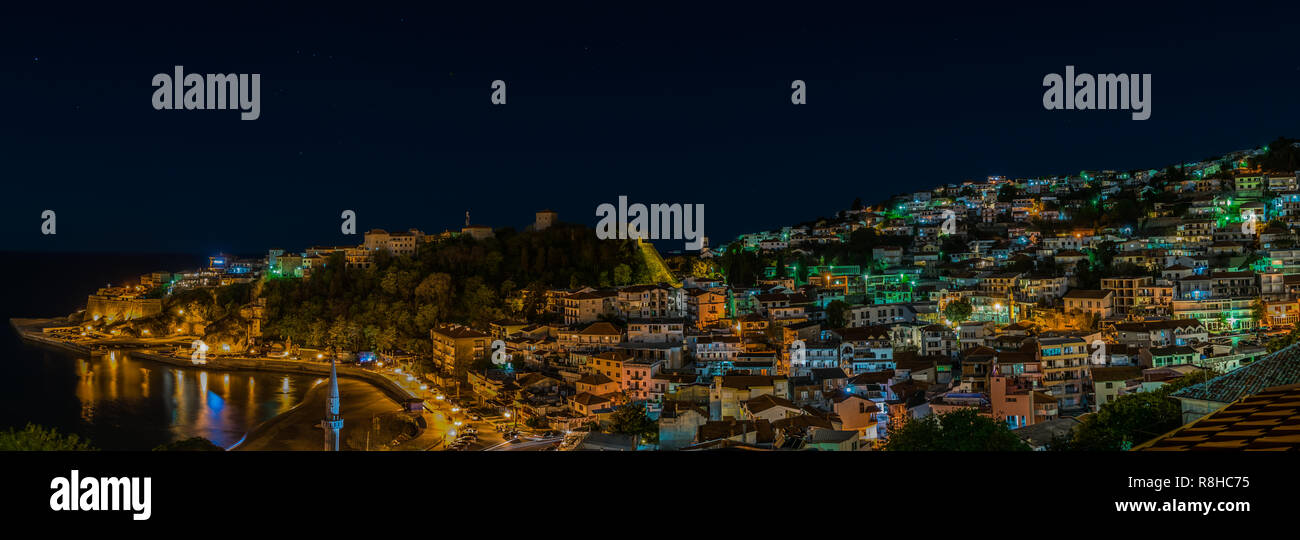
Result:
[322, 358, 343, 451]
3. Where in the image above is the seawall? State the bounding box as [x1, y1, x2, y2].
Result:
[9, 317, 420, 406]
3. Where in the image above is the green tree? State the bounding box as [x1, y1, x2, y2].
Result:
[613, 264, 633, 286]
[153, 437, 224, 451]
[1057, 387, 1185, 451]
[376, 326, 399, 354]
[884, 408, 1028, 451]
[943, 299, 973, 323]
[1247, 137, 1300, 172]
[0, 424, 95, 451]
[610, 402, 657, 444]
[826, 300, 851, 328]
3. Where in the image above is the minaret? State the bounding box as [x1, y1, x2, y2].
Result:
[322, 358, 343, 451]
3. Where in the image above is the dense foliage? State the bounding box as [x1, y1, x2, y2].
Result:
[883, 408, 1029, 451]
[1248, 136, 1300, 172]
[1053, 374, 1207, 451]
[942, 299, 973, 323]
[153, 437, 225, 451]
[609, 402, 658, 444]
[261, 224, 652, 355]
[716, 228, 910, 287]
[0, 424, 95, 451]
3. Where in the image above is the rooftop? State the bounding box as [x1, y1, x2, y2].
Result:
[1138, 384, 1300, 451]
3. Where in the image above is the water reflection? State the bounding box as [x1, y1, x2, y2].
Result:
[56, 350, 315, 449]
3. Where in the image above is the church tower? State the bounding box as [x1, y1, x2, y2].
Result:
[322, 358, 343, 451]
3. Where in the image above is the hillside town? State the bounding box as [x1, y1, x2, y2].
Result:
[62, 139, 1300, 451]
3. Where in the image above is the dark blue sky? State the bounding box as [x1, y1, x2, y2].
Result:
[3, 2, 1298, 254]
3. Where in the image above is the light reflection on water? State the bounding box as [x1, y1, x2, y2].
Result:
[59, 350, 314, 449]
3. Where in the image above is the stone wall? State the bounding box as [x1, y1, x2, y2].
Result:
[85, 296, 162, 323]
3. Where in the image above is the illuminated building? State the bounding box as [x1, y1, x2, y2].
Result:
[362, 228, 425, 257]
[1034, 336, 1089, 410]
[1113, 319, 1207, 348]
[460, 224, 494, 241]
[1062, 289, 1114, 319]
[685, 288, 727, 329]
[429, 323, 490, 380]
[1089, 366, 1144, 412]
[1101, 276, 1174, 317]
[533, 209, 558, 231]
[561, 289, 618, 325]
[710, 375, 789, 421]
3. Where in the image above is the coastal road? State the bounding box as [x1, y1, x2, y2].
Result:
[483, 436, 562, 451]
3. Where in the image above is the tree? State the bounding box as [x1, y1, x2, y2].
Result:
[613, 264, 633, 286]
[261, 223, 657, 356]
[327, 316, 350, 352]
[1055, 386, 1186, 451]
[1267, 325, 1300, 352]
[0, 424, 95, 451]
[940, 234, 967, 255]
[376, 326, 399, 354]
[307, 320, 328, 348]
[153, 437, 224, 451]
[826, 300, 851, 328]
[609, 402, 657, 444]
[1248, 137, 1300, 172]
[943, 299, 973, 323]
[997, 184, 1021, 203]
[884, 408, 1028, 451]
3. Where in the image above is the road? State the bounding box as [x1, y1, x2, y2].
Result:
[369, 365, 513, 451]
[484, 435, 563, 451]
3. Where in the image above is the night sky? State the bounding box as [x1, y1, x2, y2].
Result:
[3, 3, 1299, 255]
